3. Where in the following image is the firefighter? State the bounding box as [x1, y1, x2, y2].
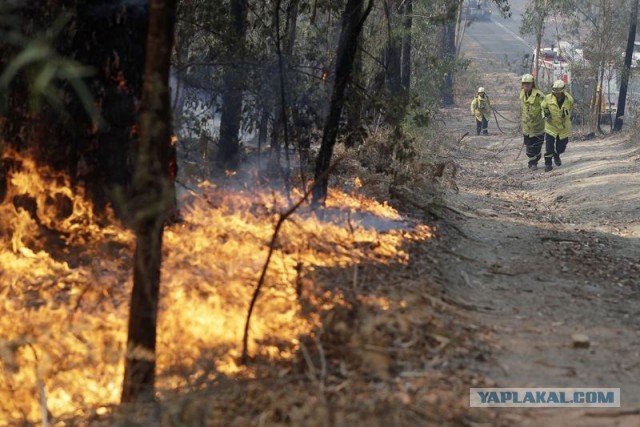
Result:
[541, 79, 574, 172]
[519, 73, 545, 170]
[470, 87, 491, 135]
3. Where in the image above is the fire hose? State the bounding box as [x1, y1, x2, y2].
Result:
[489, 107, 526, 160]
[491, 107, 519, 135]
[514, 142, 525, 160]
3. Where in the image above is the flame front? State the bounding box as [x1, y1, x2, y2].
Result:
[0, 152, 433, 424]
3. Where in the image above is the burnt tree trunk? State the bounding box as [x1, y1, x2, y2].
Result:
[122, 0, 177, 404]
[312, 0, 374, 206]
[216, 0, 248, 168]
[614, 0, 639, 131]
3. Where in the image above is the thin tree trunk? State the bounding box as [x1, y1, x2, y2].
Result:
[312, 0, 374, 206]
[440, 19, 456, 106]
[534, 29, 543, 80]
[216, 0, 248, 167]
[258, 109, 269, 167]
[121, 0, 177, 404]
[614, 0, 639, 131]
[590, 71, 600, 132]
[268, 114, 282, 175]
[533, 0, 547, 82]
[454, 0, 464, 57]
[345, 44, 364, 148]
[595, 63, 605, 134]
[384, 0, 402, 99]
[400, 0, 412, 91]
[274, 0, 293, 184]
[285, 0, 299, 58]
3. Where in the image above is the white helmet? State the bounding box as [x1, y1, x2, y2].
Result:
[521, 74, 534, 83]
[477, 87, 485, 93]
[552, 80, 566, 92]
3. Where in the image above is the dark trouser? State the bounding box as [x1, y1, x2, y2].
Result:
[524, 133, 544, 166]
[476, 116, 488, 135]
[544, 133, 568, 165]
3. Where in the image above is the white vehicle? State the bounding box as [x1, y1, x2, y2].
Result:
[531, 45, 571, 91]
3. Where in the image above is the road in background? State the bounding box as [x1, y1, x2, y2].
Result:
[461, 0, 531, 74]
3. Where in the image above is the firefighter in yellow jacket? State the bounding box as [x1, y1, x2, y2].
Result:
[519, 74, 545, 170]
[471, 87, 491, 135]
[541, 79, 574, 172]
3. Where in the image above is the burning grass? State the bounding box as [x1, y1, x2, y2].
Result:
[0, 151, 437, 425]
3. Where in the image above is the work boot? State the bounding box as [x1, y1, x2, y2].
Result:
[482, 130, 489, 136]
[544, 164, 553, 172]
[553, 154, 562, 166]
[528, 163, 538, 171]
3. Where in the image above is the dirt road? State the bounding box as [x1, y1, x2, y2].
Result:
[431, 94, 640, 424]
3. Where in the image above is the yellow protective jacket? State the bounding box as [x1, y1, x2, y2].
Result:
[541, 91, 574, 139]
[471, 94, 491, 121]
[520, 87, 545, 137]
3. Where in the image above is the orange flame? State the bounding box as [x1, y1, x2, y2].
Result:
[0, 153, 434, 424]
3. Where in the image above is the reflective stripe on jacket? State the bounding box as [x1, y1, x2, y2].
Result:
[541, 91, 574, 139]
[471, 95, 491, 121]
[520, 88, 545, 137]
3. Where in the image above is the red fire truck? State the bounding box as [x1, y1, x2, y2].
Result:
[531, 43, 618, 124]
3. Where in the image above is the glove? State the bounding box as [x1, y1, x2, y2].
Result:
[544, 108, 551, 120]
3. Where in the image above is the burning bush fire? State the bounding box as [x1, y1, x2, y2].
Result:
[0, 151, 433, 425]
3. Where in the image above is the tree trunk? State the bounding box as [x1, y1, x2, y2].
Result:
[400, 0, 412, 92]
[312, 0, 374, 206]
[121, 0, 177, 404]
[216, 0, 248, 168]
[454, 0, 464, 56]
[534, 0, 546, 83]
[273, 0, 296, 181]
[258, 109, 269, 167]
[595, 60, 605, 134]
[614, 0, 639, 131]
[345, 44, 364, 148]
[440, 19, 456, 106]
[384, 0, 402, 100]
